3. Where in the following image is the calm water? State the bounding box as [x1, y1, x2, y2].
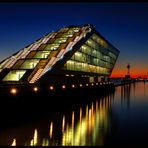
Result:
[1, 82, 148, 146]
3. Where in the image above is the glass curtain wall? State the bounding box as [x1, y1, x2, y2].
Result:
[64, 34, 117, 75]
[2, 27, 81, 82]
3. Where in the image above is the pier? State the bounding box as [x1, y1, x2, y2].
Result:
[111, 78, 137, 86]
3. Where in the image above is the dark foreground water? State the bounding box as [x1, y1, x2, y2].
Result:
[0, 82, 148, 146]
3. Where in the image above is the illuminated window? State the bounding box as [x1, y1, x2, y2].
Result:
[68, 28, 74, 33]
[74, 52, 83, 61]
[96, 51, 101, 58]
[44, 44, 60, 50]
[86, 39, 92, 45]
[82, 45, 91, 55]
[62, 32, 73, 37]
[89, 77, 94, 83]
[2, 70, 26, 81]
[92, 49, 97, 57]
[93, 58, 99, 66]
[82, 63, 88, 71]
[54, 38, 67, 44]
[75, 62, 82, 71]
[33, 51, 50, 59]
[88, 65, 96, 72]
[66, 30, 74, 36]
[72, 27, 80, 32]
[92, 34, 108, 48]
[20, 59, 39, 69]
[66, 60, 75, 70]
[62, 32, 116, 76]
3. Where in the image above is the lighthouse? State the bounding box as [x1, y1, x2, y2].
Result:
[125, 64, 131, 78]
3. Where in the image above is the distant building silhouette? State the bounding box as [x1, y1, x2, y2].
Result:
[125, 64, 131, 78]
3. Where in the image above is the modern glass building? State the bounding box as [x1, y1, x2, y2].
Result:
[0, 24, 119, 87]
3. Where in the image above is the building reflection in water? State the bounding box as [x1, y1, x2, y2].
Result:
[62, 116, 65, 133]
[49, 122, 53, 139]
[11, 138, 16, 146]
[3, 93, 115, 146]
[30, 129, 38, 146]
[5, 82, 148, 146]
[62, 98, 111, 146]
[121, 84, 132, 109]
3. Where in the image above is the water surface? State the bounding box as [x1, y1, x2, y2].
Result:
[0, 82, 148, 146]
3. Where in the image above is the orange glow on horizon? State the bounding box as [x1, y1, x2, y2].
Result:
[111, 66, 148, 78]
[111, 73, 148, 78]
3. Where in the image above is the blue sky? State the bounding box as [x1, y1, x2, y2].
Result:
[0, 3, 148, 77]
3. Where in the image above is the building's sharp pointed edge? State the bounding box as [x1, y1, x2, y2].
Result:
[0, 24, 119, 87]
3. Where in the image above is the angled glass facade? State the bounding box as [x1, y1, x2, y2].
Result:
[64, 33, 117, 75]
[0, 24, 119, 85]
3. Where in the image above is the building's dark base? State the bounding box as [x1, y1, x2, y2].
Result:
[0, 83, 115, 128]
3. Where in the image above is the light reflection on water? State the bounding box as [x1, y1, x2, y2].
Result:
[1, 89, 114, 146]
[61, 98, 111, 146]
[2, 82, 148, 146]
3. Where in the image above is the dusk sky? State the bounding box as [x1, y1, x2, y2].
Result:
[0, 3, 148, 78]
